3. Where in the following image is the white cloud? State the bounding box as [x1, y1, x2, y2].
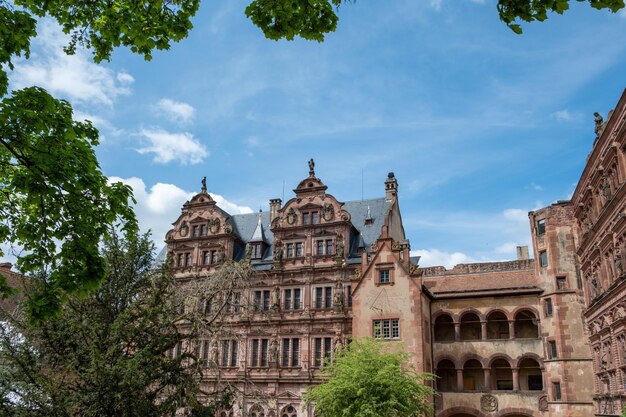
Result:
[494, 241, 519, 254]
[109, 177, 253, 245]
[73, 110, 109, 130]
[154, 98, 196, 124]
[136, 129, 209, 165]
[429, 0, 443, 10]
[552, 109, 573, 122]
[11, 20, 132, 106]
[525, 182, 543, 191]
[411, 249, 476, 268]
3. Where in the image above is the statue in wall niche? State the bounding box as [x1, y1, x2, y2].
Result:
[269, 338, 279, 365]
[271, 285, 280, 312]
[615, 248, 623, 276]
[603, 177, 612, 199]
[333, 337, 343, 352]
[333, 280, 344, 311]
[273, 242, 283, 262]
[590, 276, 599, 298]
[595, 112, 604, 137]
[335, 236, 345, 257]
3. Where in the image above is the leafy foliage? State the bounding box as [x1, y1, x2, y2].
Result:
[0, 233, 241, 416]
[497, 0, 626, 33]
[0, 87, 137, 320]
[246, 0, 341, 41]
[305, 338, 434, 417]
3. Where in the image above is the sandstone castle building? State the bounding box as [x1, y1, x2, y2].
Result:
[163, 90, 626, 417]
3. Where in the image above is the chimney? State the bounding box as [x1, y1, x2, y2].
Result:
[516, 246, 529, 260]
[385, 172, 398, 201]
[269, 198, 282, 224]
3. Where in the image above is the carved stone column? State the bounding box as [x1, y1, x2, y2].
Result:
[509, 321, 516, 339]
[454, 323, 461, 342]
[484, 368, 491, 390]
[456, 369, 464, 392]
[512, 368, 519, 391]
[481, 321, 487, 340]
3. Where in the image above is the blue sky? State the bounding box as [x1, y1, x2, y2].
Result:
[8, 0, 626, 267]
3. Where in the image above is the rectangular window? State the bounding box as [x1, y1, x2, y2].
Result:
[317, 240, 324, 256]
[539, 250, 548, 267]
[221, 340, 229, 366]
[261, 339, 268, 367]
[315, 287, 323, 309]
[193, 225, 199, 237]
[293, 288, 301, 310]
[177, 253, 183, 267]
[548, 341, 558, 359]
[313, 337, 333, 367]
[185, 252, 191, 266]
[537, 219, 546, 235]
[251, 338, 269, 367]
[312, 212, 319, 224]
[263, 290, 270, 311]
[211, 250, 217, 264]
[314, 338, 322, 367]
[325, 286, 332, 309]
[379, 270, 390, 284]
[545, 298, 553, 317]
[553, 382, 561, 400]
[556, 276, 567, 290]
[287, 243, 294, 258]
[303, 213, 310, 225]
[202, 340, 210, 362]
[326, 239, 333, 255]
[230, 340, 238, 367]
[200, 224, 206, 236]
[283, 289, 301, 310]
[226, 292, 240, 314]
[296, 242, 303, 257]
[251, 339, 259, 367]
[281, 338, 300, 367]
[284, 289, 292, 310]
[203, 251, 209, 265]
[373, 319, 400, 340]
[346, 285, 352, 308]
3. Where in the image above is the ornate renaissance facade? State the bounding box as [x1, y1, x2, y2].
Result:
[164, 158, 596, 417]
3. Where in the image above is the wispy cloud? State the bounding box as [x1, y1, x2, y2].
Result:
[154, 98, 196, 124]
[11, 19, 132, 106]
[552, 109, 574, 122]
[136, 129, 208, 165]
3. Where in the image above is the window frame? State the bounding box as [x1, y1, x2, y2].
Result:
[373, 319, 400, 340]
[539, 250, 548, 268]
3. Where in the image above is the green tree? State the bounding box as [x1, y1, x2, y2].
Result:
[305, 338, 434, 417]
[0, 233, 251, 416]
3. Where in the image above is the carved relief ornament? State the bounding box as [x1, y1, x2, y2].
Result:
[322, 203, 334, 221]
[208, 218, 220, 234]
[286, 208, 297, 225]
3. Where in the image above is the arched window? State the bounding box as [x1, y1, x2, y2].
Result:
[281, 405, 297, 417]
[518, 358, 543, 390]
[250, 404, 265, 417]
[460, 312, 482, 340]
[435, 359, 456, 392]
[486, 311, 509, 339]
[491, 358, 513, 390]
[462, 359, 484, 391]
[434, 314, 455, 342]
[514, 310, 539, 338]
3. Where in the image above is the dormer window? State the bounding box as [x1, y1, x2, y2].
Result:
[200, 224, 206, 236]
[311, 211, 319, 224]
[192, 225, 199, 237]
[251, 243, 262, 259]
